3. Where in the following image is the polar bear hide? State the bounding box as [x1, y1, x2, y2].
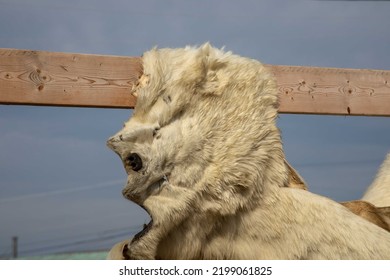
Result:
[107, 43, 390, 259]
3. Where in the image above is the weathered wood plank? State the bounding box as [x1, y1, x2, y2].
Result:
[0, 48, 141, 108]
[269, 65, 390, 116]
[1, 48, 389, 116]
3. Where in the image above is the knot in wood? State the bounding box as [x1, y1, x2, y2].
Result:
[29, 69, 50, 88]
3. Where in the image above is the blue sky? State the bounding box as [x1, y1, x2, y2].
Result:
[0, 0, 389, 258]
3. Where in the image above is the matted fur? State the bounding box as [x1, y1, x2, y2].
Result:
[107, 43, 390, 259]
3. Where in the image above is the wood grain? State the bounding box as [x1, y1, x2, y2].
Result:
[0, 48, 141, 108]
[268, 65, 390, 116]
[1, 48, 389, 116]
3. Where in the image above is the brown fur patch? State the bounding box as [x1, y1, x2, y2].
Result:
[341, 200, 390, 232]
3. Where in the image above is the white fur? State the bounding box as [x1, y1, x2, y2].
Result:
[362, 153, 390, 207]
[107, 43, 390, 260]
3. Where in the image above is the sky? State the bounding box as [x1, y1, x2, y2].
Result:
[0, 0, 390, 258]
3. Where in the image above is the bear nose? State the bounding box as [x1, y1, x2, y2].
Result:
[106, 135, 121, 153]
[125, 153, 143, 172]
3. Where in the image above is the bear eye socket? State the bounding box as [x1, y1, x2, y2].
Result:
[153, 127, 161, 138]
[125, 153, 143, 172]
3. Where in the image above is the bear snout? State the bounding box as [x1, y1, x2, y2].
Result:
[125, 153, 143, 172]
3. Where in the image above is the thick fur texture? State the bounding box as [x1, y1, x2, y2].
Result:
[284, 158, 390, 232]
[107, 43, 390, 259]
[362, 153, 390, 207]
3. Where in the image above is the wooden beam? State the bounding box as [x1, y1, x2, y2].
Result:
[1, 48, 389, 116]
[0, 48, 141, 108]
[271, 65, 390, 116]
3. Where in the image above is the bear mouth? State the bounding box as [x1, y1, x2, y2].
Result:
[131, 219, 153, 245]
[122, 174, 169, 203]
[146, 176, 168, 195]
[122, 175, 169, 255]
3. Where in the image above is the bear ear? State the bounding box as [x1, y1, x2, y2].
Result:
[196, 43, 229, 96]
[197, 68, 221, 96]
[285, 160, 308, 190]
